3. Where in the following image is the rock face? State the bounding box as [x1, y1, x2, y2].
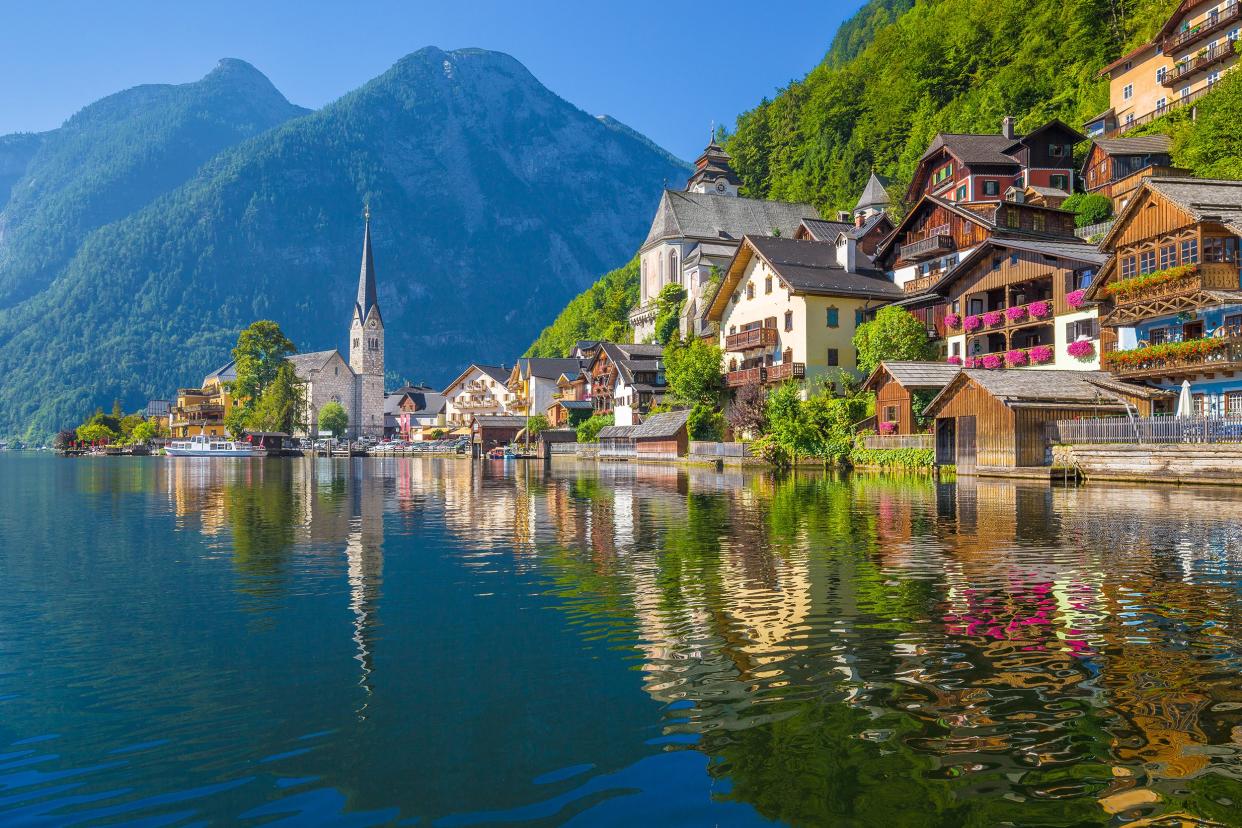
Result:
[0, 48, 688, 439]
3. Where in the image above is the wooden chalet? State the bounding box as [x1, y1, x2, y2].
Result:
[1085, 177, 1242, 413]
[927, 370, 1169, 474]
[862, 361, 961, 435]
[1080, 135, 1187, 209]
[597, 410, 689, 460]
[586, 342, 666, 423]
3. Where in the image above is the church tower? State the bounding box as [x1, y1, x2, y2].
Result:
[685, 138, 741, 197]
[349, 209, 385, 438]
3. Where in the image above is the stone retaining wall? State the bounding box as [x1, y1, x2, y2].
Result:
[1054, 443, 1242, 485]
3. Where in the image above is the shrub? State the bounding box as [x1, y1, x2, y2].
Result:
[1029, 345, 1054, 364]
[848, 444, 935, 469]
[1067, 339, 1096, 360]
[1005, 349, 1028, 366]
[576, 412, 613, 443]
[687, 403, 726, 441]
[1061, 192, 1114, 228]
[878, 420, 896, 434]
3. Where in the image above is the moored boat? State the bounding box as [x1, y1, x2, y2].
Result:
[165, 435, 266, 457]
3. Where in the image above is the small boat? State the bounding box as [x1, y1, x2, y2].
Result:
[165, 435, 267, 457]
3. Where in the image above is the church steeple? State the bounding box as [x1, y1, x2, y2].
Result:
[685, 136, 741, 196]
[353, 206, 381, 327]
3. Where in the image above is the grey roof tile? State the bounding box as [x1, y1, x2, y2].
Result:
[644, 190, 819, 248]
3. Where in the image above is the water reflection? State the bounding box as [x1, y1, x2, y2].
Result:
[2, 455, 1242, 824]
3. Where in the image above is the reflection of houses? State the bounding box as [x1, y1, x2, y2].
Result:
[442, 364, 512, 427]
[862, 361, 959, 435]
[169, 360, 236, 438]
[706, 235, 902, 390]
[1087, 177, 1242, 415]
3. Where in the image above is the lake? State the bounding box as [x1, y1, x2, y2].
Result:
[2, 453, 1242, 826]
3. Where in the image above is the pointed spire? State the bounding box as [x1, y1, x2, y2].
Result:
[354, 206, 380, 326]
[854, 171, 892, 215]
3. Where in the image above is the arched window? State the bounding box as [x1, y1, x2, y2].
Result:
[641, 258, 648, 300]
[669, 249, 679, 284]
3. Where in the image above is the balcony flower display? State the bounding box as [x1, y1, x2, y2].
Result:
[1028, 300, 1052, 319]
[980, 354, 1003, 369]
[963, 357, 977, 368]
[1005, 349, 1028, 366]
[963, 314, 983, 333]
[1028, 345, 1054, 364]
[1004, 305, 1027, 322]
[1065, 289, 1086, 309]
[1067, 339, 1096, 360]
[946, 355, 962, 365]
[1102, 264, 1199, 301]
[944, 312, 962, 329]
[878, 421, 897, 435]
[982, 311, 1004, 328]
[1102, 337, 1228, 370]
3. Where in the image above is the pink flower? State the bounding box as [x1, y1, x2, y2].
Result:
[946, 355, 963, 365]
[964, 357, 977, 368]
[1065, 289, 1086, 309]
[944, 312, 962, 329]
[1067, 339, 1096, 359]
[1005, 306, 1028, 322]
[1005, 349, 1028, 366]
[1028, 300, 1052, 319]
[963, 315, 983, 333]
[982, 311, 1003, 327]
[878, 421, 896, 434]
[1028, 345, 1054, 364]
[981, 354, 1003, 369]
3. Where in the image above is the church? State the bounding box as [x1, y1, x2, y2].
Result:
[287, 212, 387, 440]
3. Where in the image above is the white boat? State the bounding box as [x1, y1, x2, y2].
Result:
[165, 435, 266, 457]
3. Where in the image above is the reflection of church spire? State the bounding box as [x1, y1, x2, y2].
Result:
[345, 470, 385, 719]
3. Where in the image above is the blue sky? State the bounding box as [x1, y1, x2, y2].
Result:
[0, 0, 864, 161]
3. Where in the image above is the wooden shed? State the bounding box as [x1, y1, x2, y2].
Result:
[471, 415, 525, 457]
[925, 369, 1168, 474]
[862, 361, 961, 435]
[632, 410, 690, 460]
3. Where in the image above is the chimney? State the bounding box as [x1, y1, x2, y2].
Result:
[855, 212, 866, 228]
[1001, 115, 1016, 140]
[837, 211, 851, 222]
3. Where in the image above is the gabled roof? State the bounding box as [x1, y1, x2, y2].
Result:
[386, 385, 447, 416]
[552, 399, 594, 410]
[287, 350, 344, 375]
[848, 211, 892, 240]
[631, 409, 689, 439]
[518, 357, 587, 381]
[1099, 177, 1242, 253]
[204, 359, 237, 384]
[472, 415, 527, 428]
[920, 133, 1021, 166]
[642, 190, 819, 249]
[797, 218, 853, 242]
[855, 171, 892, 212]
[442, 363, 509, 395]
[1088, 134, 1173, 157]
[863, 361, 960, 393]
[1099, 41, 1159, 76]
[597, 424, 638, 439]
[900, 236, 1107, 300]
[925, 368, 1159, 416]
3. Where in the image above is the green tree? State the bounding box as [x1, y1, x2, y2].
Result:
[666, 337, 724, 409]
[1061, 192, 1114, 227]
[576, 412, 613, 443]
[852, 306, 936, 377]
[525, 414, 551, 438]
[526, 257, 640, 357]
[129, 420, 157, 443]
[246, 362, 306, 435]
[687, 403, 726, 441]
[318, 401, 349, 438]
[232, 320, 297, 408]
[765, 382, 817, 465]
[653, 283, 687, 346]
[76, 422, 116, 444]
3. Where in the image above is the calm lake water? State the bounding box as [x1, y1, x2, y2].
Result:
[3, 454, 1242, 826]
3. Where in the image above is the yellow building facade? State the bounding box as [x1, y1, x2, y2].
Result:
[168, 360, 238, 438]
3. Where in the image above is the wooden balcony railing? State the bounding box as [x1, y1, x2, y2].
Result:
[725, 327, 778, 351]
[1163, 4, 1242, 56]
[903, 272, 940, 294]
[766, 362, 806, 383]
[1164, 39, 1237, 87]
[898, 233, 955, 263]
[1102, 335, 1242, 379]
[725, 367, 765, 388]
[1110, 263, 1241, 306]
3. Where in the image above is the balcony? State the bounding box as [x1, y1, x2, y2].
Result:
[766, 362, 806, 383]
[903, 272, 941, 294]
[1102, 263, 1242, 324]
[1163, 39, 1237, 87]
[725, 327, 779, 351]
[1163, 4, 1242, 56]
[725, 367, 765, 388]
[898, 232, 955, 264]
[1103, 335, 1242, 380]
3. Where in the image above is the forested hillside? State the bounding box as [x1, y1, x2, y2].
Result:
[528, 0, 1203, 356]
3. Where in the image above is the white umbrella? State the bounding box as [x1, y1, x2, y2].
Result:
[1176, 379, 1193, 417]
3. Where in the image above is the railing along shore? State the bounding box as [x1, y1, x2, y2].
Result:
[1053, 414, 1242, 444]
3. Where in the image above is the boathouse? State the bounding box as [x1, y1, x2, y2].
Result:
[596, 410, 690, 460]
[862, 361, 961, 435]
[925, 369, 1167, 474]
[471, 415, 525, 457]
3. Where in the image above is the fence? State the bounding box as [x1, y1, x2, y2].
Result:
[1074, 220, 1114, 240]
[862, 433, 935, 450]
[1053, 415, 1242, 444]
[548, 441, 584, 455]
[688, 441, 752, 458]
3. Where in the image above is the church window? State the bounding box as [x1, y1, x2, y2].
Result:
[335, 366, 339, 376]
[670, 250, 679, 284]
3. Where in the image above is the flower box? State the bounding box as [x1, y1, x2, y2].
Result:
[963, 315, 983, 333]
[946, 355, 963, 365]
[1005, 349, 1028, 366]
[1004, 306, 1027, 322]
[1065, 289, 1086, 309]
[982, 311, 1003, 328]
[944, 312, 961, 329]
[1102, 264, 1199, 301]
[1028, 345, 1054, 364]
[980, 354, 1003, 369]
[878, 421, 896, 435]
[963, 357, 977, 368]
[1067, 339, 1096, 360]
[1101, 337, 1228, 370]
[1028, 300, 1052, 319]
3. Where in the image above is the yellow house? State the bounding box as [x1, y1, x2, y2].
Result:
[168, 359, 238, 438]
[705, 235, 903, 394]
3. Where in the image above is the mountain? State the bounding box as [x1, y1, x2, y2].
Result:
[0, 48, 689, 439]
[0, 59, 309, 307]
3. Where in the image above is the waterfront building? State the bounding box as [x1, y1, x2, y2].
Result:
[1087, 0, 1240, 137]
[905, 118, 1085, 205]
[442, 364, 513, 427]
[628, 140, 818, 343]
[471, 415, 526, 455]
[706, 235, 902, 392]
[926, 369, 1170, 474]
[1080, 135, 1187, 210]
[287, 213, 386, 439]
[507, 358, 586, 420]
[587, 342, 666, 426]
[168, 360, 237, 438]
[597, 410, 690, 460]
[1086, 177, 1242, 414]
[545, 367, 593, 428]
[384, 385, 446, 440]
[861, 361, 961, 435]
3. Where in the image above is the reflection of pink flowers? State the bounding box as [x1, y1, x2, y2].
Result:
[1066, 289, 1086, 308]
[1005, 305, 1027, 322]
[1067, 339, 1096, 359]
[1029, 345, 1054, 364]
[963, 315, 983, 333]
[878, 421, 896, 434]
[946, 355, 962, 365]
[1005, 349, 1028, 366]
[1029, 300, 1052, 319]
[981, 354, 1003, 369]
[944, 312, 961, 329]
[983, 311, 1003, 327]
